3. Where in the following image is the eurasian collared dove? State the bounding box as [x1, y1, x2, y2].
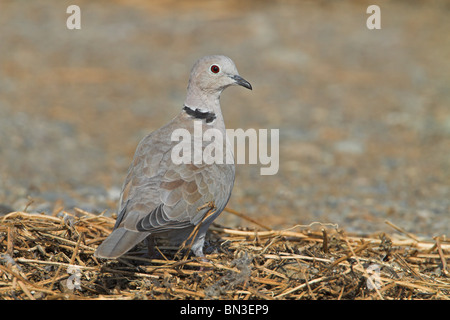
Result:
[95, 55, 252, 259]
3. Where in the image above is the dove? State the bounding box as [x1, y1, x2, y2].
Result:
[95, 55, 252, 259]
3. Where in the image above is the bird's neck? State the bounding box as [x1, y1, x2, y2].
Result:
[182, 105, 217, 124]
[183, 87, 224, 125]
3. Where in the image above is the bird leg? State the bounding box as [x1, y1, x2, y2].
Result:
[145, 235, 162, 259]
[176, 202, 216, 261]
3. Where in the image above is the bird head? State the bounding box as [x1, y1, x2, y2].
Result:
[187, 55, 252, 94]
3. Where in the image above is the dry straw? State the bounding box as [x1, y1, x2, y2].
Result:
[0, 208, 449, 300]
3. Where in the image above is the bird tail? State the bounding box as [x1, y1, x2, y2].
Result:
[94, 228, 150, 259]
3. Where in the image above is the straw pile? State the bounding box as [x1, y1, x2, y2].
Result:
[0, 208, 449, 300]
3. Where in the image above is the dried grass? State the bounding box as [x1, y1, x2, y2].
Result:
[0, 208, 449, 300]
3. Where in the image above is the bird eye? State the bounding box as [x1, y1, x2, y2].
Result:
[210, 65, 220, 73]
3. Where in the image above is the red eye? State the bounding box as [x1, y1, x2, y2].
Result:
[210, 65, 220, 73]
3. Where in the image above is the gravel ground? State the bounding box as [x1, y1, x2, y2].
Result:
[0, 0, 449, 237]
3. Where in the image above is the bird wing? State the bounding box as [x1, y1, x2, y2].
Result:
[114, 123, 227, 235]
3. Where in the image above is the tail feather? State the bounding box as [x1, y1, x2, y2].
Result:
[95, 228, 150, 259]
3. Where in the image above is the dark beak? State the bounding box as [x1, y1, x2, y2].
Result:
[231, 74, 252, 90]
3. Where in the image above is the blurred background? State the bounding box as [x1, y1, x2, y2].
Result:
[0, 0, 449, 237]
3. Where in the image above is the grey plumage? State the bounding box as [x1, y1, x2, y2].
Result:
[95, 55, 252, 259]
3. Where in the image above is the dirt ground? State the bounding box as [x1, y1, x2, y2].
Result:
[0, 0, 449, 238]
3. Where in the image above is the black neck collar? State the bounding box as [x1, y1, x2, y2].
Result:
[183, 105, 216, 123]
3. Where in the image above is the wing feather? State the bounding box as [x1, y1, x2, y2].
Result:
[114, 117, 233, 237]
